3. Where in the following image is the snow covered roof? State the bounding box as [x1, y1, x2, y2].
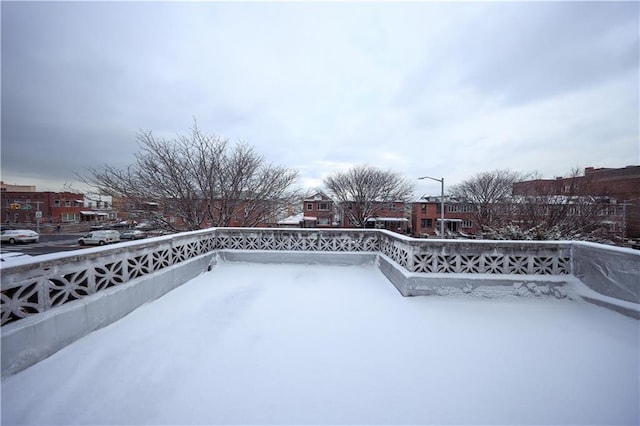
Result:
[277, 213, 303, 224]
[3, 262, 637, 425]
[366, 217, 409, 222]
[80, 211, 109, 216]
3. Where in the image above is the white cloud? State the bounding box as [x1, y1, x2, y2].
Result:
[1, 1, 638, 193]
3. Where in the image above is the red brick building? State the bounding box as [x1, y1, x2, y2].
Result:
[338, 200, 410, 233]
[1, 191, 86, 224]
[513, 165, 640, 240]
[302, 192, 336, 228]
[411, 197, 478, 238]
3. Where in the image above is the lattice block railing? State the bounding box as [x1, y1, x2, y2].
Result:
[407, 240, 572, 275]
[1, 232, 216, 326]
[2, 228, 575, 327]
[214, 229, 381, 253]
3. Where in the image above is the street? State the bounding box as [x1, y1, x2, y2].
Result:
[1, 234, 87, 256]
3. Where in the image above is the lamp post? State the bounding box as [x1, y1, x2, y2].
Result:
[418, 175, 445, 237]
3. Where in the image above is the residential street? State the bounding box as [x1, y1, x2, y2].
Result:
[1, 233, 87, 256]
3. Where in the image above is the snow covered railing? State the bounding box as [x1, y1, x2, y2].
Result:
[1, 228, 637, 328]
[2, 227, 639, 377]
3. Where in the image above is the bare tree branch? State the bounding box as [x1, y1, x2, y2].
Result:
[323, 165, 415, 227]
[78, 120, 299, 231]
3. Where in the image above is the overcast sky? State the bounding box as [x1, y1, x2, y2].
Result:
[2, 1, 638, 196]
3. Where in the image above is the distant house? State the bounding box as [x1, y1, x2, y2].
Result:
[302, 192, 336, 228]
[411, 197, 477, 238]
[339, 200, 410, 233]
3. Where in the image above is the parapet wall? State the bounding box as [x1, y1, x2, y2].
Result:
[2, 228, 638, 376]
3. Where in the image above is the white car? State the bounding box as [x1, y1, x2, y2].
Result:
[78, 230, 121, 246]
[0, 230, 39, 244]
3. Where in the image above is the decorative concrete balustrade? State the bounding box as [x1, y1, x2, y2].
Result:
[1, 228, 574, 327]
[1, 228, 638, 377]
[6, 227, 634, 327]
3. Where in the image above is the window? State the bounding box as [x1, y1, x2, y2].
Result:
[421, 203, 426, 214]
[461, 220, 474, 228]
[26, 213, 31, 222]
[306, 203, 313, 211]
[421, 218, 432, 228]
[318, 202, 329, 211]
[61, 213, 78, 222]
[54, 200, 60, 207]
[318, 217, 330, 225]
[65, 200, 71, 207]
[448, 204, 473, 213]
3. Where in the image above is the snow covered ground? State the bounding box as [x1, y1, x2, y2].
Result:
[2, 262, 639, 425]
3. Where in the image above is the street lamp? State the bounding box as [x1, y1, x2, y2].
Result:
[418, 175, 445, 237]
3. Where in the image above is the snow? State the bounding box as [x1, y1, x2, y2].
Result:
[2, 262, 639, 425]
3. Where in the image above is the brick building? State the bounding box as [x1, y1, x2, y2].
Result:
[411, 197, 478, 238]
[302, 192, 336, 228]
[338, 200, 410, 233]
[1, 190, 118, 226]
[513, 165, 640, 240]
[2, 191, 85, 224]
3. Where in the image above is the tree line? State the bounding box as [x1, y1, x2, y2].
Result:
[81, 123, 620, 242]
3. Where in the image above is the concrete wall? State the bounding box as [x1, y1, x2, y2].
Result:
[572, 242, 640, 306]
[2, 228, 639, 377]
[1, 253, 215, 377]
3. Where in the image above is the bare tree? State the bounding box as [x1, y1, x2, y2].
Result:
[449, 169, 527, 234]
[323, 165, 415, 227]
[510, 167, 616, 241]
[80, 121, 300, 231]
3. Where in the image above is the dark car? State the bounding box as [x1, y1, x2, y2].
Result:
[120, 230, 146, 240]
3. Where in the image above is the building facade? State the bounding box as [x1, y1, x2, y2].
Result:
[302, 192, 336, 228]
[411, 197, 478, 238]
[1, 191, 118, 226]
[513, 165, 640, 240]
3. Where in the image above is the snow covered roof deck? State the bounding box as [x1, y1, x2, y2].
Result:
[2, 260, 639, 425]
[1, 228, 639, 424]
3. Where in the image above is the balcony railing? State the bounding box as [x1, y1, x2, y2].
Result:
[2, 227, 638, 377]
[4, 227, 636, 328]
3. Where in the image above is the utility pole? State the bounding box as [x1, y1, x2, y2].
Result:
[35, 201, 42, 234]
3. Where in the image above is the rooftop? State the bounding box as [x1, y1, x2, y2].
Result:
[2, 261, 638, 425]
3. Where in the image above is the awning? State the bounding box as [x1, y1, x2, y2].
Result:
[436, 218, 463, 222]
[80, 211, 109, 216]
[366, 217, 409, 222]
[303, 216, 317, 221]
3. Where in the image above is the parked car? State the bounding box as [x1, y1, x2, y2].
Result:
[91, 221, 128, 231]
[120, 230, 146, 240]
[134, 222, 154, 231]
[0, 230, 39, 244]
[78, 230, 121, 246]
